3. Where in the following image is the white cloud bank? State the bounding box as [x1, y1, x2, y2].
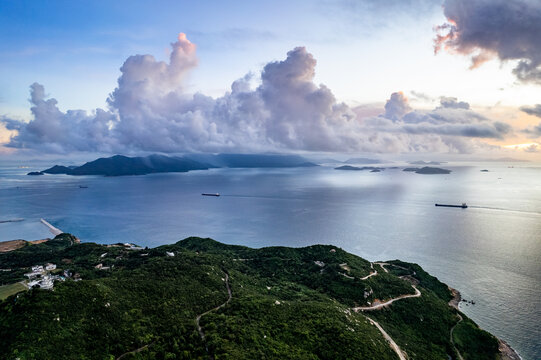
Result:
[2, 33, 512, 155]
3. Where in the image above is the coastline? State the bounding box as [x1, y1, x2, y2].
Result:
[0, 238, 50, 252]
[448, 286, 522, 360]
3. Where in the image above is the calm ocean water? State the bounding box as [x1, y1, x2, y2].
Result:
[1, 162, 540, 359]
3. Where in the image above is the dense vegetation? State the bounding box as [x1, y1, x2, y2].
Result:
[0, 236, 501, 359]
[453, 317, 499, 360]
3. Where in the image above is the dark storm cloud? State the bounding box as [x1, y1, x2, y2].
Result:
[435, 0, 541, 83]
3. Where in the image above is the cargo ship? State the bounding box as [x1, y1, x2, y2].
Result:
[202, 193, 220, 197]
[435, 203, 468, 208]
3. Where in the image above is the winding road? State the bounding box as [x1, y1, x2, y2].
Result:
[374, 262, 390, 273]
[195, 272, 232, 358]
[352, 285, 421, 312]
[360, 270, 378, 280]
[450, 313, 465, 360]
[350, 262, 418, 359]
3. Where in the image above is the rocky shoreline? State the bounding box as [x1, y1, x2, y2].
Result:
[499, 339, 522, 360]
[447, 287, 522, 360]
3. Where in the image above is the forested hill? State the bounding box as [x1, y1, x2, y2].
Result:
[0, 236, 502, 359]
[36, 153, 317, 176]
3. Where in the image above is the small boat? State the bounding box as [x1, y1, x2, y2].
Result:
[435, 203, 468, 208]
[79, 185, 88, 188]
[202, 193, 220, 197]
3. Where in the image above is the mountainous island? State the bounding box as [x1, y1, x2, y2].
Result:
[0, 234, 518, 359]
[31, 154, 317, 177]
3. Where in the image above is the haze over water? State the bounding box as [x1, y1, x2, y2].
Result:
[1, 163, 540, 359]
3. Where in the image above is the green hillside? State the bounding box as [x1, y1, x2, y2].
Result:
[0, 236, 500, 359]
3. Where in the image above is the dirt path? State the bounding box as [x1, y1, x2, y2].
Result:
[195, 272, 232, 358]
[352, 285, 421, 312]
[447, 286, 465, 360]
[450, 313, 465, 360]
[116, 341, 155, 360]
[365, 316, 407, 360]
[360, 270, 378, 280]
[374, 262, 389, 273]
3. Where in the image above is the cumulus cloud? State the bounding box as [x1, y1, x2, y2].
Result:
[1, 34, 513, 155]
[3, 83, 117, 153]
[384, 92, 411, 122]
[434, 0, 541, 83]
[439, 97, 469, 110]
[374, 95, 511, 139]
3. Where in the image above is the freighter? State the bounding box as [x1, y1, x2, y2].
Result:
[435, 203, 467, 208]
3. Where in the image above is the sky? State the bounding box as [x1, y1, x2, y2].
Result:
[1, 0, 541, 159]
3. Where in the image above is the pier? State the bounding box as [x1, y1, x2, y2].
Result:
[40, 219, 63, 236]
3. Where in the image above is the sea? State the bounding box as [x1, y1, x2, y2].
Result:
[0, 162, 540, 359]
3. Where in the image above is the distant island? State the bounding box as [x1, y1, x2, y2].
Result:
[33, 154, 318, 177]
[482, 157, 529, 162]
[344, 157, 381, 164]
[26, 171, 44, 176]
[403, 166, 452, 174]
[335, 165, 383, 171]
[0, 235, 518, 359]
[408, 160, 444, 165]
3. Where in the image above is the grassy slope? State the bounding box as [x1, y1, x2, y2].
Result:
[0, 282, 26, 300]
[0, 236, 500, 360]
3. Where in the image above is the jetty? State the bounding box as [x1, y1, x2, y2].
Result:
[0, 218, 24, 224]
[40, 218, 63, 236]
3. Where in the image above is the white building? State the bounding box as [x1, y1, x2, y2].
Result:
[40, 277, 54, 290]
[24, 271, 41, 279]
